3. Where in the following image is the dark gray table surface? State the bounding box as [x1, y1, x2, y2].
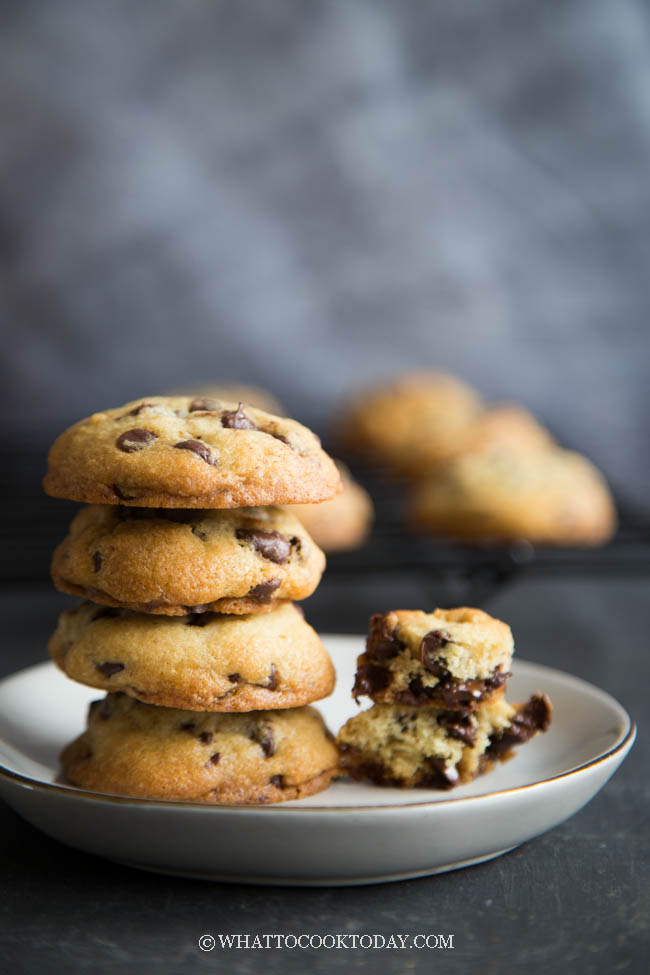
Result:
[0, 575, 647, 975]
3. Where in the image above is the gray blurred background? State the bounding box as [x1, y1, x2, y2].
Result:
[1, 0, 649, 507]
[2, 8, 650, 956]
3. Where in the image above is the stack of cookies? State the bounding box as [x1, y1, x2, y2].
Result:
[44, 395, 342, 803]
[338, 607, 552, 789]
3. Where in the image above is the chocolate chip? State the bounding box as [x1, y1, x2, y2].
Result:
[184, 604, 211, 614]
[95, 662, 125, 677]
[251, 723, 275, 757]
[199, 731, 213, 744]
[191, 525, 207, 540]
[353, 664, 390, 700]
[420, 630, 452, 676]
[394, 675, 435, 706]
[403, 676, 435, 706]
[366, 614, 405, 661]
[228, 673, 241, 683]
[179, 721, 196, 732]
[486, 693, 552, 759]
[116, 428, 158, 452]
[189, 397, 220, 412]
[92, 606, 120, 622]
[92, 551, 102, 573]
[248, 578, 281, 602]
[256, 664, 278, 691]
[208, 752, 221, 765]
[221, 403, 258, 430]
[483, 667, 510, 693]
[126, 402, 156, 416]
[235, 528, 291, 564]
[437, 710, 476, 746]
[269, 774, 284, 788]
[265, 430, 290, 445]
[113, 484, 136, 501]
[174, 439, 218, 466]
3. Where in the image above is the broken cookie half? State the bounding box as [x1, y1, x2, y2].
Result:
[353, 607, 514, 710]
[340, 606, 552, 790]
[338, 692, 552, 789]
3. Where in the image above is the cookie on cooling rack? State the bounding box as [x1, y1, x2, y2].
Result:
[410, 446, 616, 545]
[335, 371, 483, 476]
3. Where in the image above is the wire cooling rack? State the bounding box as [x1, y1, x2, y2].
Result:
[324, 464, 650, 606]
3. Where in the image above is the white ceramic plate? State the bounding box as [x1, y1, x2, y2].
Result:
[0, 637, 635, 886]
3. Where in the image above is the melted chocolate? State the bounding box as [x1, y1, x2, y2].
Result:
[365, 614, 404, 661]
[436, 710, 477, 746]
[486, 693, 552, 759]
[394, 667, 509, 709]
[352, 664, 391, 700]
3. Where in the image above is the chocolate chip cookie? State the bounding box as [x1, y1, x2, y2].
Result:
[44, 397, 341, 508]
[352, 608, 513, 709]
[410, 445, 616, 544]
[61, 695, 339, 802]
[51, 504, 325, 615]
[338, 693, 552, 789]
[441, 404, 554, 462]
[50, 601, 335, 711]
[288, 461, 373, 552]
[336, 371, 483, 475]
